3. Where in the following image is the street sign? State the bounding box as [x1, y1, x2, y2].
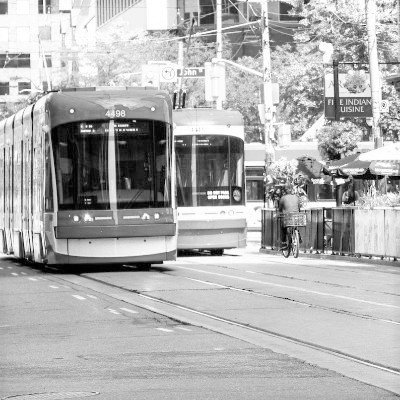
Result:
[380, 99, 389, 113]
[160, 66, 177, 83]
[177, 67, 205, 78]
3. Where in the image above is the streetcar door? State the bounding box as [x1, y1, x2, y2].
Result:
[22, 137, 33, 258]
[4, 144, 13, 253]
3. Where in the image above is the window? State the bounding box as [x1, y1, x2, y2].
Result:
[18, 82, 31, 94]
[0, 0, 8, 14]
[279, 1, 300, 21]
[0, 53, 31, 68]
[38, 0, 52, 14]
[39, 26, 51, 40]
[44, 55, 52, 68]
[199, 0, 214, 25]
[175, 135, 245, 207]
[0, 82, 9, 95]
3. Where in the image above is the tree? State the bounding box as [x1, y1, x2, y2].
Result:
[225, 56, 264, 143]
[271, 0, 399, 139]
[316, 121, 363, 160]
[271, 43, 324, 140]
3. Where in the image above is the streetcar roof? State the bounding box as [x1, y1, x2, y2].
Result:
[42, 87, 172, 128]
[173, 108, 243, 126]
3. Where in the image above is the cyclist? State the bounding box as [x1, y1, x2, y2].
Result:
[278, 184, 301, 249]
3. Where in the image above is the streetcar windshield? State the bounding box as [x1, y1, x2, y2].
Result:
[175, 135, 244, 207]
[52, 120, 171, 210]
[115, 120, 171, 208]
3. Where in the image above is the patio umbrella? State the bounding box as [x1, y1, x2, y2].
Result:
[358, 143, 400, 161]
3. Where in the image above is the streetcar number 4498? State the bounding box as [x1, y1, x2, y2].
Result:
[105, 109, 126, 118]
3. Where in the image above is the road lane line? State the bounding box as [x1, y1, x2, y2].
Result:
[11, 272, 18, 276]
[174, 265, 400, 309]
[0, 267, 3, 270]
[87, 294, 98, 299]
[156, 328, 173, 333]
[20, 272, 27, 275]
[108, 308, 121, 315]
[120, 307, 138, 314]
[176, 326, 192, 331]
[72, 295, 86, 300]
[28, 277, 38, 281]
[49, 285, 59, 289]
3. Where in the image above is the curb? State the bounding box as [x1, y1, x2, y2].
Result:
[259, 248, 399, 267]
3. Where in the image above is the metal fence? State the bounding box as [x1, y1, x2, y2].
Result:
[261, 207, 400, 259]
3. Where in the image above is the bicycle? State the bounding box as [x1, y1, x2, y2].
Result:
[279, 211, 306, 258]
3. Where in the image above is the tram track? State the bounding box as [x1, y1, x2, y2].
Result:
[55, 272, 400, 379]
[182, 276, 400, 326]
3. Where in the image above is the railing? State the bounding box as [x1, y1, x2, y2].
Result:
[261, 207, 400, 259]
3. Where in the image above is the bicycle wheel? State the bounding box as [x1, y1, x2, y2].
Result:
[291, 229, 300, 258]
[281, 229, 291, 258]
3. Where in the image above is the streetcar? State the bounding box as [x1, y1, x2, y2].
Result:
[173, 108, 246, 255]
[0, 87, 177, 265]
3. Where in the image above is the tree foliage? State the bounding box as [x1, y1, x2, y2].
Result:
[316, 121, 363, 160]
[271, 44, 323, 139]
[272, 0, 400, 142]
[225, 56, 264, 143]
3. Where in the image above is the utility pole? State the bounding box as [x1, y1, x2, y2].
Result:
[38, 36, 52, 91]
[261, 0, 274, 164]
[216, 0, 223, 110]
[365, 0, 382, 148]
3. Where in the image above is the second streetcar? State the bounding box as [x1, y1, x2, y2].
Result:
[173, 108, 246, 255]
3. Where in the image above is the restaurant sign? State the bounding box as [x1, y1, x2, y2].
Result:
[324, 71, 372, 118]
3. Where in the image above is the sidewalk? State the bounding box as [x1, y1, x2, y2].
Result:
[247, 231, 399, 267]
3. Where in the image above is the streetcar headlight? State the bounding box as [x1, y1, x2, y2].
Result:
[150, 106, 156, 112]
[69, 108, 75, 114]
[83, 213, 93, 222]
[141, 213, 150, 221]
[73, 215, 80, 222]
[154, 213, 160, 220]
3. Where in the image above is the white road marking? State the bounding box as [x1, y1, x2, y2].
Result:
[28, 277, 38, 282]
[87, 294, 98, 299]
[120, 307, 138, 314]
[186, 277, 226, 288]
[175, 265, 400, 309]
[156, 328, 174, 333]
[49, 285, 59, 289]
[20, 272, 27, 275]
[38, 277, 47, 281]
[246, 270, 257, 274]
[108, 308, 121, 315]
[176, 326, 192, 332]
[11, 272, 18, 276]
[72, 295, 86, 301]
[0, 267, 3, 270]
[7, 266, 12, 269]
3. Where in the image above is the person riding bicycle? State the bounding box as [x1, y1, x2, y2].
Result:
[278, 184, 301, 249]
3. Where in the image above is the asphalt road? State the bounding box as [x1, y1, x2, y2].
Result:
[0, 239, 399, 400]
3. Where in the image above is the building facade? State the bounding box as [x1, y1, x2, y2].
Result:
[0, 0, 301, 106]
